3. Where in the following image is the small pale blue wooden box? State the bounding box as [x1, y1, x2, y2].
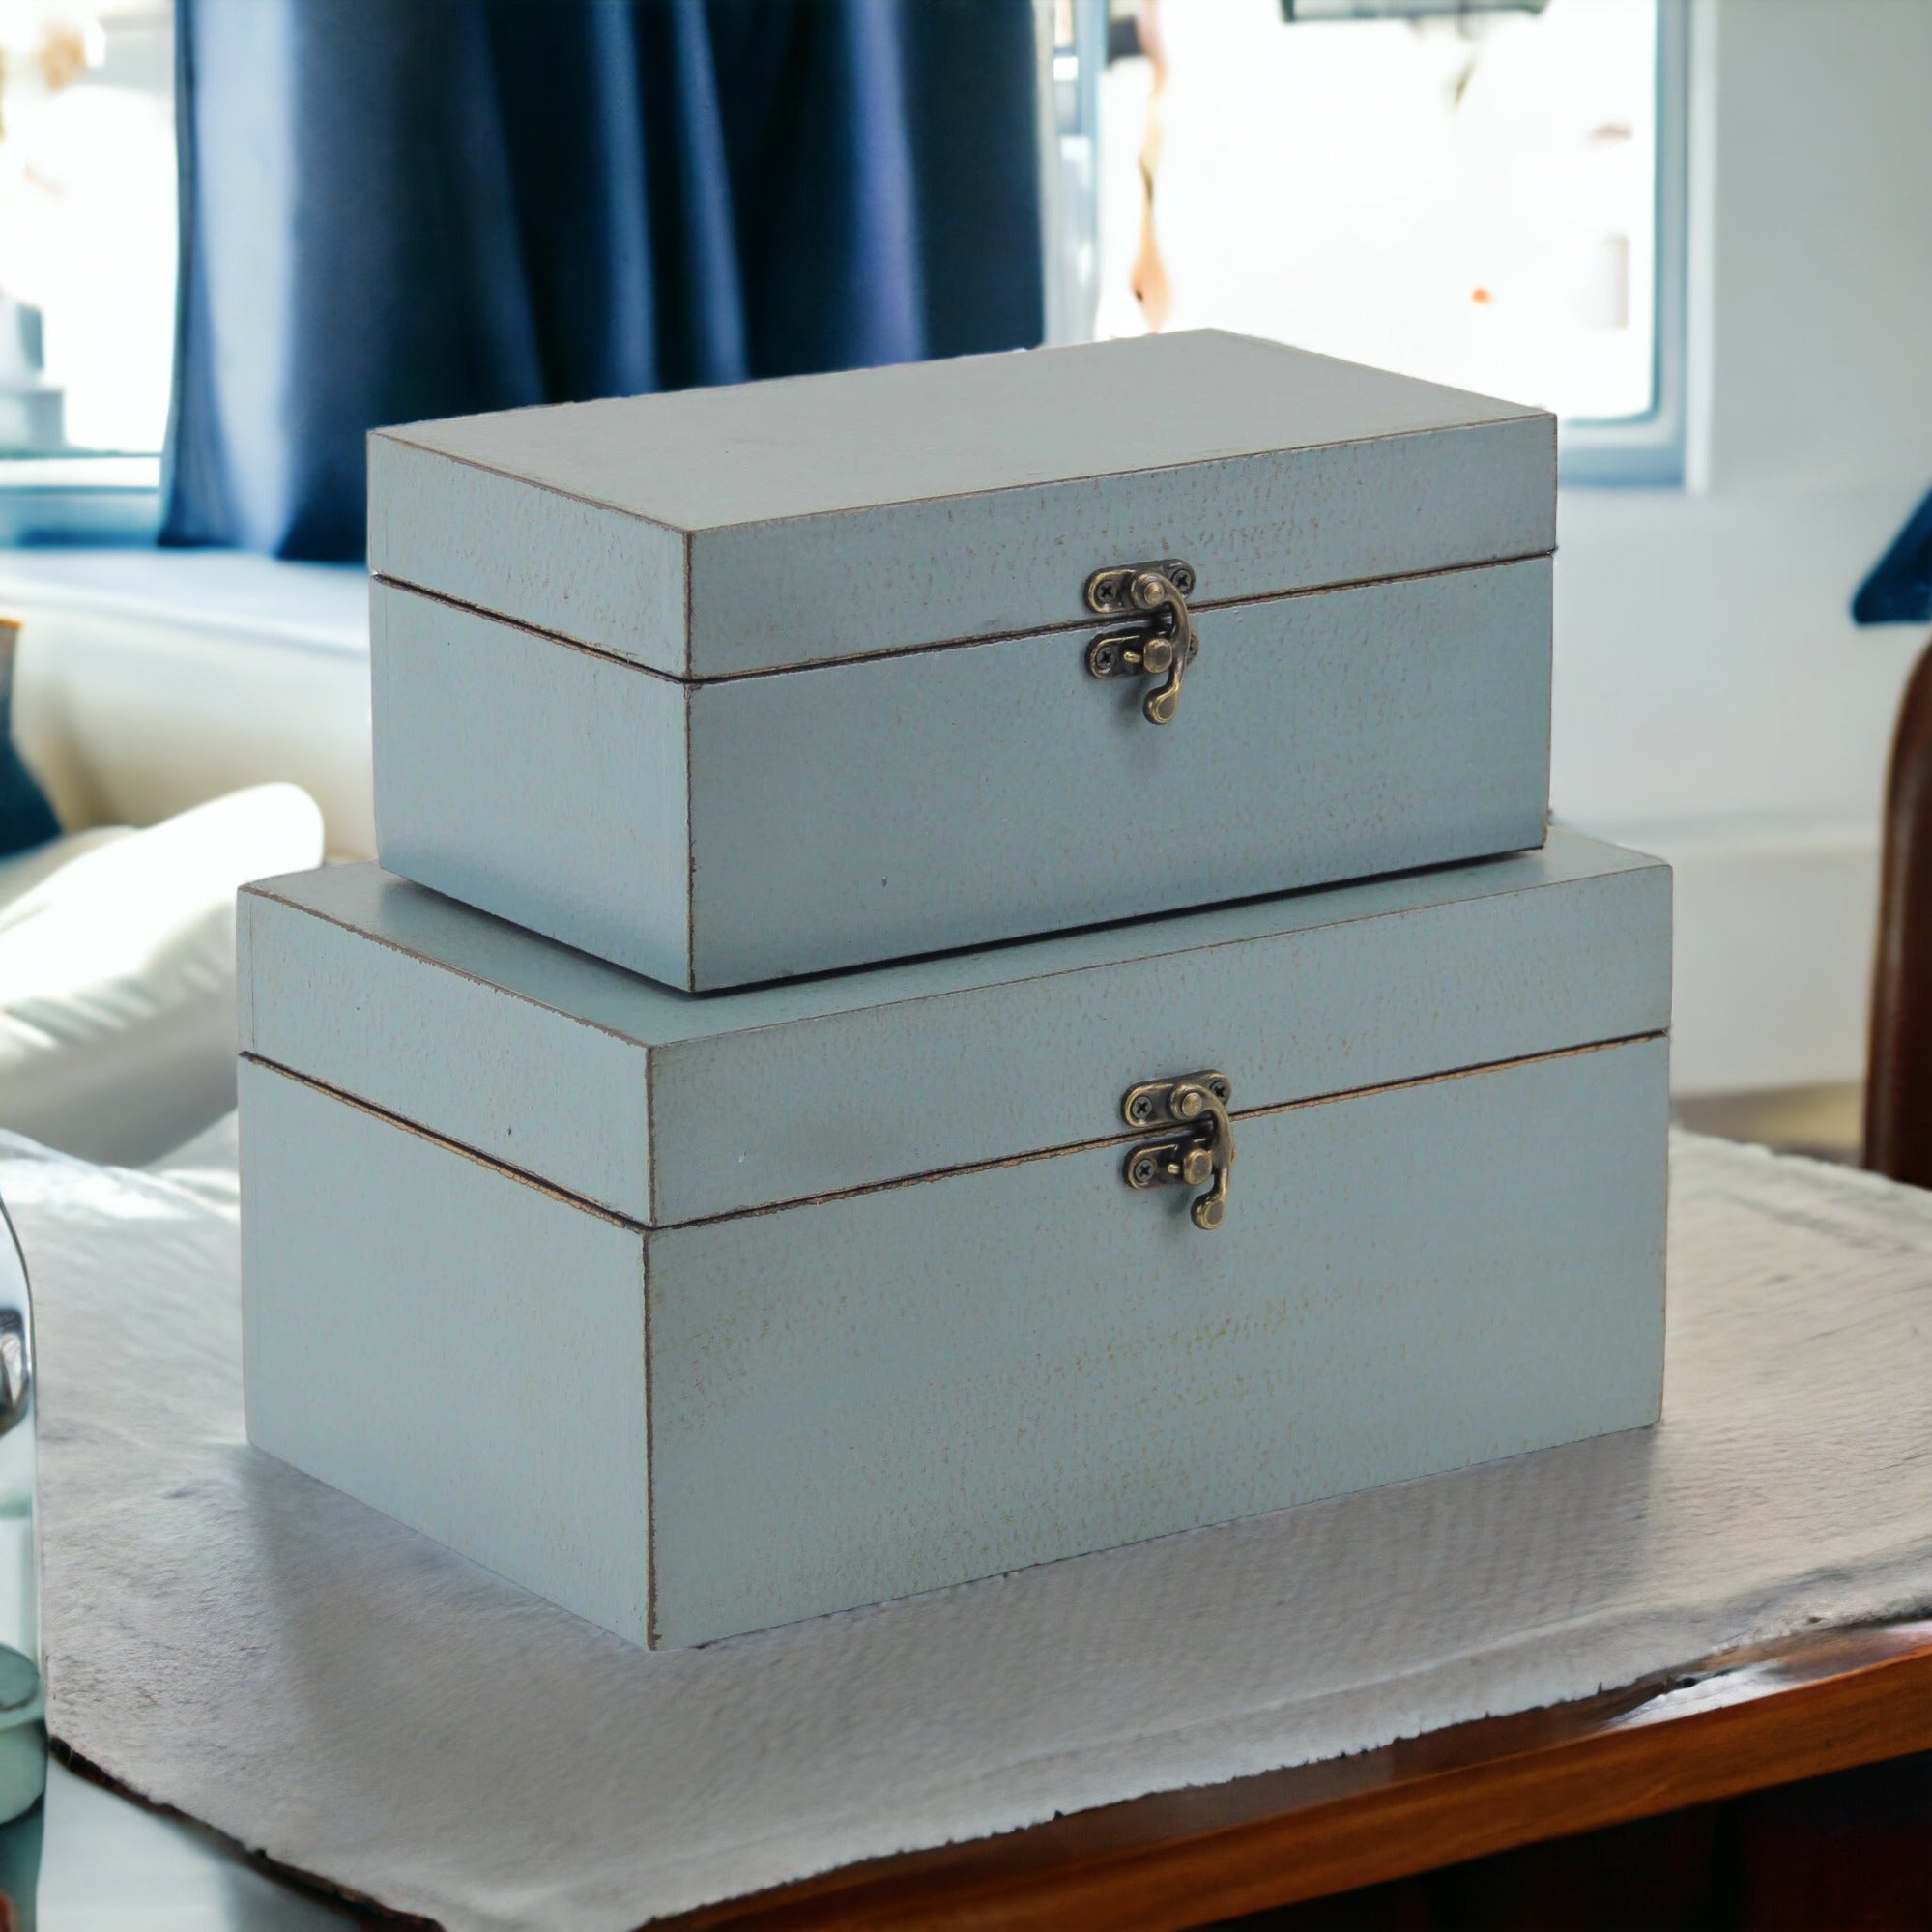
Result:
[238, 832, 1669, 1650]
[368, 331, 1556, 991]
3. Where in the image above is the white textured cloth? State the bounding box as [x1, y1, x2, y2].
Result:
[7, 1123, 1932, 1931]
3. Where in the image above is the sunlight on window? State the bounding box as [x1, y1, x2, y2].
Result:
[1096, 0, 1659, 422]
[0, 0, 174, 459]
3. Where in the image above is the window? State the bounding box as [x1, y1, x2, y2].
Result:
[1047, 0, 1688, 483]
[0, 0, 175, 541]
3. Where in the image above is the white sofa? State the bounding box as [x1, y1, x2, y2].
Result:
[1, 550, 371, 1164]
[5, 548, 372, 857]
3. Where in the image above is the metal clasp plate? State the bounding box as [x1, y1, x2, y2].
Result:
[1121, 1070, 1235, 1230]
[1085, 560, 1200, 725]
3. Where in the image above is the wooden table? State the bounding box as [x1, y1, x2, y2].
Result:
[666, 1619, 1932, 1932]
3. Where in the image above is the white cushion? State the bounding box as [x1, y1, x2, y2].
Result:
[0, 784, 325, 1165]
[0, 826, 130, 899]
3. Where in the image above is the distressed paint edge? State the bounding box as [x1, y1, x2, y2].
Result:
[235, 883, 257, 1053]
[246, 1034, 1667, 1235]
[370, 428, 690, 536]
[653, 848, 1665, 1218]
[643, 1230, 659, 1649]
[239, 1058, 657, 1646]
[692, 407, 1559, 536]
[372, 332, 1553, 533]
[367, 435, 694, 678]
[682, 551, 700, 998]
[239, 882, 657, 1057]
[368, 580, 699, 990]
[368, 575, 396, 858]
[371, 549, 1557, 693]
[644, 1033, 1669, 1648]
[236, 894, 658, 1223]
[672, 851, 1669, 1053]
[378, 390, 1552, 539]
[681, 416, 1560, 675]
[242, 844, 1665, 1226]
[244, 842, 1668, 1063]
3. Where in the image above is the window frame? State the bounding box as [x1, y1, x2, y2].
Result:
[1040, 0, 1692, 489]
[0, 0, 175, 546]
[1559, 0, 1689, 487]
[0, 457, 161, 547]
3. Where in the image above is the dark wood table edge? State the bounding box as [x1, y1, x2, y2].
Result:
[39, 1618, 1932, 1931]
[660, 1619, 1932, 1932]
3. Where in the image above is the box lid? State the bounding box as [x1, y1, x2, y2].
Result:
[368, 331, 1555, 679]
[240, 833, 1668, 1229]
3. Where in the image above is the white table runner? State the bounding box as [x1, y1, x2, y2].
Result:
[9, 1122, 1932, 1931]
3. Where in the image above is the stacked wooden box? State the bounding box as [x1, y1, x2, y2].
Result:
[239, 332, 1670, 1650]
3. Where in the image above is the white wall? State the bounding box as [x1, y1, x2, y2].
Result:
[1554, 0, 1932, 1095]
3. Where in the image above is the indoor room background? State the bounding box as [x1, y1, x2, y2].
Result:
[3, 0, 1925, 1168]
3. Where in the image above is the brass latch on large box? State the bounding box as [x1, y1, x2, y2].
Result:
[1085, 560, 1200, 725]
[1121, 1071, 1234, 1229]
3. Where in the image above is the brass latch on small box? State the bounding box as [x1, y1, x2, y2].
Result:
[1085, 560, 1200, 725]
[1121, 1071, 1235, 1229]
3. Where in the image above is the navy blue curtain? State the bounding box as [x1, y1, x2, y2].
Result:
[162, 0, 1045, 561]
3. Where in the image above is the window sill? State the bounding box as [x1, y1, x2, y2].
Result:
[0, 548, 367, 656]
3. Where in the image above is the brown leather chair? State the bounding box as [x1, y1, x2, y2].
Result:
[1865, 634, 1932, 1183]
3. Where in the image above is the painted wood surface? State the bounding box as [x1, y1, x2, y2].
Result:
[372, 555, 1552, 989]
[240, 1060, 654, 1645]
[239, 831, 1669, 1226]
[370, 581, 694, 988]
[240, 1036, 1666, 1649]
[368, 331, 1553, 677]
[645, 1038, 1668, 1645]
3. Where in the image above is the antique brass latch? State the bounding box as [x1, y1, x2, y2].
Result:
[1120, 1071, 1235, 1230]
[1085, 560, 1200, 725]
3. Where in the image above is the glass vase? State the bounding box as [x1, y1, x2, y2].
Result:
[0, 1204, 43, 1824]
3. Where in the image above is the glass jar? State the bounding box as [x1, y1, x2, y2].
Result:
[0, 1204, 43, 1824]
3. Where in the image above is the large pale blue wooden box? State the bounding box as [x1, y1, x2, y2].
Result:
[238, 831, 1669, 1650]
[368, 330, 1556, 991]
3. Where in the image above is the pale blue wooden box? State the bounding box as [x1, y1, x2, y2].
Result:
[368, 331, 1556, 992]
[238, 831, 1669, 1650]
